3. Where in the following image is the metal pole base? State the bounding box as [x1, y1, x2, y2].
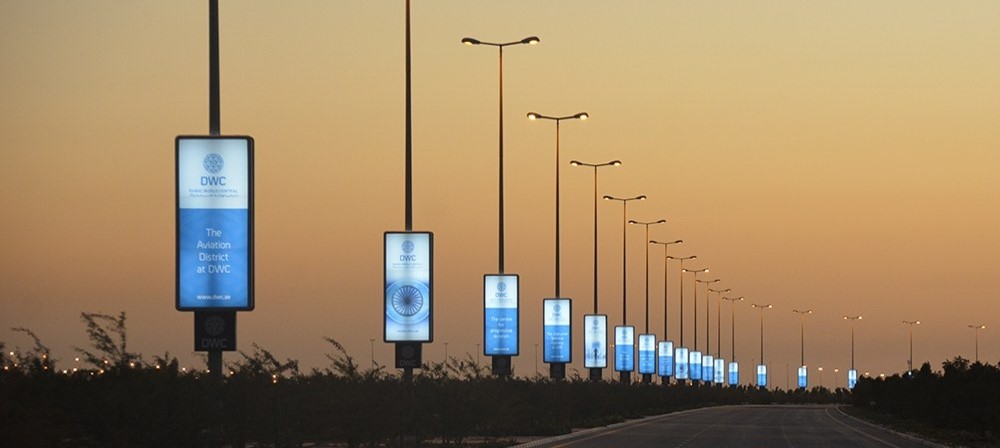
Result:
[549, 362, 566, 380]
[492, 355, 512, 377]
[589, 367, 602, 382]
[642, 373, 652, 384]
[619, 371, 631, 384]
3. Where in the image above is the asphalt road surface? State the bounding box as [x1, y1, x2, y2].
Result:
[518, 405, 939, 448]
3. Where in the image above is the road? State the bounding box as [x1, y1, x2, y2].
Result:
[517, 405, 939, 448]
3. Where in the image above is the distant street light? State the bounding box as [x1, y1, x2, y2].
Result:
[650, 240, 683, 341]
[668, 256, 697, 348]
[969, 324, 987, 363]
[752, 303, 773, 388]
[527, 112, 588, 298]
[629, 220, 666, 334]
[571, 160, 621, 314]
[605, 194, 646, 384]
[902, 320, 920, 375]
[708, 287, 731, 357]
[793, 309, 813, 389]
[444, 341, 449, 363]
[695, 278, 720, 355]
[844, 315, 862, 388]
[722, 296, 744, 362]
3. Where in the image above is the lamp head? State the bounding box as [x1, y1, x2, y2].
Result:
[461, 37, 481, 46]
[575, 112, 589, 120]
[521, 36, 541, 45]
[570, 160, 581, 166]
[611, 160, 622, 166]
[527, 112, 540, 120]
[602, 195, 614, 200]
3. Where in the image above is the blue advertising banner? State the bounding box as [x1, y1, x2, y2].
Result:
[658, 341, 674, 377]
[638, 334, 656, 374]
[757, 364, 767, 387]
[675, 347, 689, 380]
[584, 315, 607, 368]
[614, 326, 634, 372]
[484, 275, 518, 355]
[798, 366, 808, 388]
[384, 232, 433, 342]
[728, 361, 739, 385]
[176, 136, 254, 311]
[702, 355, 714, 383]
[690, 351, 703, 381]
[714, 358, 725, 384]
[848, 369, 858, 389]
[543, 299, 571, 363]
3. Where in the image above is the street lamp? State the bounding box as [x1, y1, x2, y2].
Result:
[604, 194, 646, 384]
[793, 309, 813, 389]
[571, 160, 620, 382]
[696, 279, 721, 385]
[752, 303, 773, 388]
[707, 287, 730, 357]
[649, 240, 682, 341]
[902, 320, 920, 375]
[527, 112, 588, 298]
[463, 34, 539, 378]
[629, 219, 666, 384]
[682, 267, 709, 382]
[668, 256, 697, 348]
[969, 324, 986, 363]
[722, 296, 744, 386]
[695, 277, 720, 355]
[844, 315, 862, 388]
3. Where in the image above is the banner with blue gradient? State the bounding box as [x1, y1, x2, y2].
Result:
[543, 299, 571, 363]
[384, 232, 433, 342]
[484, 275, 518, 355]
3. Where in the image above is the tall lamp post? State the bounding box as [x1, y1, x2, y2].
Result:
[752, 303, 773, 388]
[462, 35, 538, 376]
[844, 315, 862, 388]
[793, 309, 813, 389]
[571, 160, 620, 381]
[696, 278, 720, 384]
[604, 195, 646, 384]
[902, 320, 919, 375]
[650, 240, 682, 384]
[969, 324, 986, 363]
[528, 112, 587, 381]
[629, 220, 666, 384]
[722, 296, 744, 385]
[708, 287, 730, 385]
[682, 267, 709, 383]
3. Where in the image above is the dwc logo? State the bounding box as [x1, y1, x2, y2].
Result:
[400, 240, 417, 261]
[495, 281, 508, 298]
[201, 153, 227, 185]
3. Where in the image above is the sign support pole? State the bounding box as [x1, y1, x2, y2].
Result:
[204, 0, 226, 385]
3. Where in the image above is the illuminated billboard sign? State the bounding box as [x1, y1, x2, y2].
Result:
[658, 341, 674, 377]
[848, 369, 858, 389]
[674, 347, 689, 380]
[638, 334, 656, 374]
[543, 299, 571, 363]
[614, 326, 635, 372]
[702, 355, 714, 383]
[690, 351, 703, 381]
[176, 136, 254, 311]
[584, 315, 607, 368]
[714, 358, 725, 384]
[798, 366, 808, 388]
[484, 275, 518, 355]
[757, 364, 767, 387]
[384, 232, 433, 342]
[728, 362, 739, 385]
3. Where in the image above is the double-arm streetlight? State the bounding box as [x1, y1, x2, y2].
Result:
[723, 296, 744, 385]
[844, 315, 862, 371]
[605, 195, 646, 384]
[708, 287, 731, 357]
[696, 278, 720, 354]
[969, 324, 986, 363]
[669, 256, 697, 348]
[650, 240, 683, 341]
[682, 268, 710, 352]
[462, 35, 539, 274]
[793, 309, 813, 388]
[902, 320, 919, 374]
[528, 112, 588, 298]
[752, 303, 773, 387]
[629, 220, 666, 334]
[682, 267, 709, 382]
[571, 160, 621, 314]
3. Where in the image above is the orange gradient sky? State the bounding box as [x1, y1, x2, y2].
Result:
[2, 1, 999, 384]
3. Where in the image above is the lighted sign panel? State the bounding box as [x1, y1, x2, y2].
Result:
[848, 369, 858, 389]
[728, 361, 739, 385]
[702, 355, 714, 383]
[614, 326, 635, 372]
[714, 358, 725, 384]
[675, 347, 689, 380]
[543, 299, 571, 363]
[384, 232, 433, 342]
[757, 364, 768, 387]
[483, 274, 518, 355]
[798, 366, 808, 388]
[638, 334, 656, 374]
[690, 351, 703, 381]
[584, 315, 607, 368]
[176, 136, 254, 311]
[658, 341, 674, 377]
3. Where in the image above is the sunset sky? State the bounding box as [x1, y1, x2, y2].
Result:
[2, 1, 999, 384]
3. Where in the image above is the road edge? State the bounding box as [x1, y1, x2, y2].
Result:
[511, 406, 717, 448]
[834, 406, 949, 448]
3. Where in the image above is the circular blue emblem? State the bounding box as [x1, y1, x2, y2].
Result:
[203, 153, 224, 174]
[553, 304, 562, 313]
[402, 240, 415, 253]
[497, 281, 507, 292]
